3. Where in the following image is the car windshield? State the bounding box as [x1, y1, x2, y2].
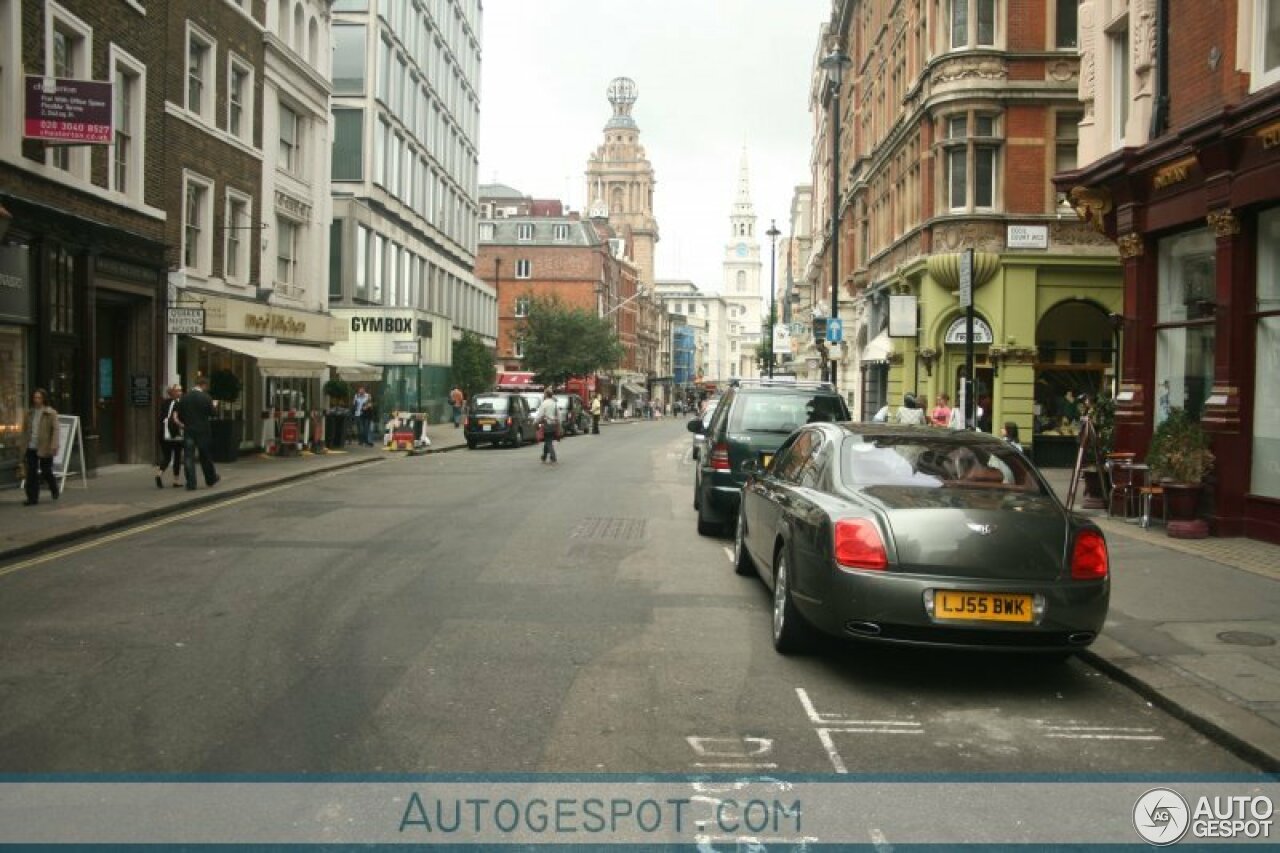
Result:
[728, 393, 848, 434]
[471, 395, 510, 414]
[841, 435, 1046, 495]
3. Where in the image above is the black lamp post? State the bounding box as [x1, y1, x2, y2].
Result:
[820, 47, 851, 388]
[766, 219, 780, 378]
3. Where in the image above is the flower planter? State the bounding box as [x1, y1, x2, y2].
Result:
[1082, 467, 1107, 510]
[1163, 482, 1208, 539]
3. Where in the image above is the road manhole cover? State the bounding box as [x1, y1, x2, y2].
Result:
[1216, 631, 1276, 647]
[571, 517, 647, 541]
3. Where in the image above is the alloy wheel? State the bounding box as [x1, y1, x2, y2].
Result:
[772, 554, 788, 642]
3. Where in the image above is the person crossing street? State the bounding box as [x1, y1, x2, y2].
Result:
[535, 389, 560, 464]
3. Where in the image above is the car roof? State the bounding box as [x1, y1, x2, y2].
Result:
[829, 422, 1007, 447]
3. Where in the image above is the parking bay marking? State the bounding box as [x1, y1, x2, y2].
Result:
[1037, 722, 1163, 742]
[686, 736, 778, 770]
[796, 689, 924, 775]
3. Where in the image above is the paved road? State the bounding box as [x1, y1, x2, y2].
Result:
[0, 421, 1260, 773]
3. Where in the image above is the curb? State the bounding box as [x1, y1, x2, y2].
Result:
[1080, 638, 1280, 772]
[0, 455, 388, 565]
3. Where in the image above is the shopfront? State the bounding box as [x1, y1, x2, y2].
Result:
[173, 296, 355, 451]
[0, 244, 34, 478]
[329, 308, 451, 424]
[1057, 85, 1280, 542]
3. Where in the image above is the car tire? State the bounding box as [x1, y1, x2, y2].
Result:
[466, 439, 476, 450]
[696, 501, 720, 536]
[772, 549, 812, 655]
[733, 512, 755, 576]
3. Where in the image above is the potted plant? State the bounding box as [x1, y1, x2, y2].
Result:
[209, 369, 243, 463]
[1147, 407, 1215, 535]
[323, 379, 352, 449]
[1081, 390, 1115, 508]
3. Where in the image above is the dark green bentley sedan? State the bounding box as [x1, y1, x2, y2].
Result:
[733, 423, 1110, 655]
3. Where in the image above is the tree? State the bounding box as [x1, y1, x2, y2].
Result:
[520, 295, 624, 386]
[452, 330, 495, 397]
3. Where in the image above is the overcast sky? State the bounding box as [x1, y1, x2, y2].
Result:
[477, 0, 830, 298]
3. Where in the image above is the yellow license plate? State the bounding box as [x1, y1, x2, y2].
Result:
[478, 419, 494, 426]
[760, 453, 774, 469]
[934, 590, 1034, 623]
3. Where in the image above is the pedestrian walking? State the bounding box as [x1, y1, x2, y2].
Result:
[20, 388, 60, 506]
[590, 392, 602, 434]
[352, 385, 375, 446]
[931, 393, 952, 428]
[155, 382, 185, 489]
[535, 389, 560, 464]
[174, 376, 219, 490]
[449, 385, 465, 428]
[895, 393, 927, 426]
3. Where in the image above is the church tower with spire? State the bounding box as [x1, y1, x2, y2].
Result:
[584, 77, 659, 289]
[722, 149, 764, 378]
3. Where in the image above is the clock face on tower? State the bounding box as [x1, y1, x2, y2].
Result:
[735, 243, 747, 257]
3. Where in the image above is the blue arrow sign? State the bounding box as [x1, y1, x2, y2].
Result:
[826, 318, 843, 343]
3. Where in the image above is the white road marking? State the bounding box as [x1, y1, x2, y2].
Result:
[1040, 725, 1156, 732]
[692, 762, 780, 769]
[686, 736, 773, 758]
[870, 827, 894, 852]
[795, 687, 921, 727]
[823, 727, 925, 735]
[815, 728, 848, 774]
[723, 546, 735, 563]
[1045, 733, 1165, 741]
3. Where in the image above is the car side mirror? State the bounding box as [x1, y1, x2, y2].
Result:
[687, 418, 705, 434]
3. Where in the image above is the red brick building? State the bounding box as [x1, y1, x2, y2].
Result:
[1058, 0, 1280, 543]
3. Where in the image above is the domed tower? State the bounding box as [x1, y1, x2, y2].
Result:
[585, 77, 660, 289]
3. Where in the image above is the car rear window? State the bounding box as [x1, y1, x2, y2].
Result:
[471, 395, 510, 414]
[521, 393, 542, 412]
[841, 435, 1045, 494]
[728, 393, 848, 434]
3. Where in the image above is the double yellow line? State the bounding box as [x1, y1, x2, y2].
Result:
[0, 466, 367, 580]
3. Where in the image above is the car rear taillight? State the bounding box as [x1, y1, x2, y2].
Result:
[506, 417, 512, 427]
[1071, 530, 1109, 580]
[834, 518, 888, 572]
[709, 442, 731, 471]
[463, 416, 469, 428]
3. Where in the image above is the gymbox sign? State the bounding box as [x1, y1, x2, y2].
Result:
[24, 76, 113, 144]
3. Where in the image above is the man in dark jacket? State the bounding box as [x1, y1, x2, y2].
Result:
[175, 376, 220, 490]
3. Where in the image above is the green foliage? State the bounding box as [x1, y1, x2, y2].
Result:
[1148, 407, 1215, 484]
[451, 330, 496, 397]
[323, 379, 352, 403]
[519, 295, 624, 387]
[1092, 389, 1115, 456]
[209, 369, 242, 403]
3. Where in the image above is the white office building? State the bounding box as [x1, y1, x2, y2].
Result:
[654, 280, 729, 384]
[327, 0, 492, 422]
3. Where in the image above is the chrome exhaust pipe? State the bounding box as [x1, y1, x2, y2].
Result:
[845, 621, 882, 637]
[1068, 632, 1096, 645]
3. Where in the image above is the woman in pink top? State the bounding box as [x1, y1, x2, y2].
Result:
[931, 393, 952, 427]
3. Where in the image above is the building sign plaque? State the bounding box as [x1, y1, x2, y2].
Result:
[24, 76, 112, 144]
[166, 308, 206, 335]
[1006, 224, 1048, 249]
[245, 312, 308, 336]
[943, 316, 994, 345]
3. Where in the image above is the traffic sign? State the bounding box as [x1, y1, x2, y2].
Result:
[826, 318, 844, 343]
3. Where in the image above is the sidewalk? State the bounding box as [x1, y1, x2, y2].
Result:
[0, 420, 471, 563]
[1042, 468, 1280, 770]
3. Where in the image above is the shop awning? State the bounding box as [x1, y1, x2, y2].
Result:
[621, 383, 646, 397]
[861, 331, 893, 364]
[325, 353, 383, 382]
[192, 335, 328, 379]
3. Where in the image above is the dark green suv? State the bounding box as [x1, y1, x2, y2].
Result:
[688, 380, 849, 535]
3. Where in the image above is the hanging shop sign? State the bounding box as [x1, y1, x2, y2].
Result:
[0, 245, 34, 323]
[167, 308, 206, 334]
[24, 76, 112, 144]
[888, 294, 918, 337]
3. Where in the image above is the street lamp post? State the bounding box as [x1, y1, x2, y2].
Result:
[766, 220, 780, 378]
[820, 47, 851, 389]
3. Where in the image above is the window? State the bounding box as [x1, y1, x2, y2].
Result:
[941, 112, 1000, 211]
[1253, 0, 1280, 90]
[479, 222, 495, 240]
[514, 295, 530, 317]
[374, 117, 388, 187]
[228, 57, 252, 141]
[1155, 229, 1216, 425]
[186, 23, 215, 121]
[371, 233, 384, 302]
[553, 224, 569, 241]
[355, 225, 369, 299]
[1253, 208, 1280, 498]
[1054, 112, 1080, 175]
[224, 192, 251, 283]
[331, 109, 363, 180]
[1111, 28, 1130, 149]
[950, 0, 996, 49]
[332, 25, 366, 93]
[516, 223, 533, 241]
[46, 3, 92, 175]
[515, 259, 531, 279]
[276, 218, 297, 285]
[109, 47, 145, 198]
[514, 337, 525, 358]
[1054, 0, 1078, 49]
[278, 104, 299, 174]
[182, 173, 214, 273]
